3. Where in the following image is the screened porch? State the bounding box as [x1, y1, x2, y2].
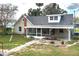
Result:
[26, 28, 71, 40]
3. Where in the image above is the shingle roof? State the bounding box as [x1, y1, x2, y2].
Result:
[27, 14, 73, 25]
[74, 24, 79, 28]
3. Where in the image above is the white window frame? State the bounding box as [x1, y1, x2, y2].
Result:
[48, 15, 61, 23]
[54, 16, 58, 20]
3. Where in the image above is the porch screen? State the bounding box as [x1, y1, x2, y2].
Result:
[37, 28, 41, 36]
[28, 28, 36, 36]
[42, 29, 49, 36]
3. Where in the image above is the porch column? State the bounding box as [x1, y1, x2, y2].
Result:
[41, 28, 42, 36]
[26, 28, 28, 37]
[68, 29, 71, 41]
[49, 29, 51, 35]
[36, 28, 37, 36]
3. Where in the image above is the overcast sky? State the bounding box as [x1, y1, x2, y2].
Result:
[0, 0, 79, 19]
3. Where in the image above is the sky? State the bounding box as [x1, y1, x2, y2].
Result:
[0, 0, 79, 19]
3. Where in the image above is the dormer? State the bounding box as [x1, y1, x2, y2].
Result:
[47, 14, 63, 23]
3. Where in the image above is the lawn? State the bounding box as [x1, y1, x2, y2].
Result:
[0, 34, 32, 49]
[12, 43, 79, 56]
[74, 28, 79, 33]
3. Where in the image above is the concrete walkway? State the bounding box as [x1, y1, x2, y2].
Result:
[9, 35, 13, 42]
[4, 40, 79, 55]
[5, 40, 38, 55]
[66, 41, 79, 48]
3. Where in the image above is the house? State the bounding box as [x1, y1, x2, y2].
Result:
[14, 14, 74, 41]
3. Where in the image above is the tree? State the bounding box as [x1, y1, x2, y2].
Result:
[36, 3, 43, 8]
[0, 4, 17, 32]
[74, 17, 79, 23]
[28, 3, 43, 16]
[42, 3, 67, 15]
[28, 8, 42, 16]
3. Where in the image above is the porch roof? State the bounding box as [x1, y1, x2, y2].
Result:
[27, 25, 74, 29]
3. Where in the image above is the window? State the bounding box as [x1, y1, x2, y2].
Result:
[54, 16, 58, 20]
[50, 16, 58, 20]
[19, 27, 21, 31]
[59, 29, 64, 33]
[50, 16, 53, 20]
[23, 19, 24, 21]
[48, 15, 61, 23]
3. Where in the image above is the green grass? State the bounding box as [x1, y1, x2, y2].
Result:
[69, 43, 79, 51]
[0, 34, 32, 49]
[74, 28, 79, 33]
[11, 43, 79, 56]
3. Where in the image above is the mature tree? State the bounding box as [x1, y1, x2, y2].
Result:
[0, 4, 17, 32]
[42, 3, 67, 15]
[36, 3, 43, 8]
[28, 3, 44, 16]
[28, 8, 42, 16]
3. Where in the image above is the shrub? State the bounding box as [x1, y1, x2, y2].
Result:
[72, 36, 79, 40]
[61, 41, 64, 45]
[50, 41, 55, 44]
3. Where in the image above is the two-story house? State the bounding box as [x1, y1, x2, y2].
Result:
[14, 14, 74, 41]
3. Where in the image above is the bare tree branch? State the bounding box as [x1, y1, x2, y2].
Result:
[0, 3, 17, 28]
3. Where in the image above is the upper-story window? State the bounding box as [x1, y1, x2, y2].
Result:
[48, 15, 61, 23]
[54, 16, 58, 20]
[50, 16, 53, 20]
[50, 16, 58, 20]
[23, 19, 24, 21]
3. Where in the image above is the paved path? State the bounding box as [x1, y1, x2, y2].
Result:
[4, 40, 79, 55]
[66, 41, 79, 48]
[9, 35, 13, 42]
[5, 40, 38, 55]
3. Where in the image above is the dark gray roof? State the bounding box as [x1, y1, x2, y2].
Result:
[27, 14, 73, 25]
[74, 24, 79, 28]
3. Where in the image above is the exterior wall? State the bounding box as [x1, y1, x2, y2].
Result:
[14, 17, 33, 34]
[14, 18, 24, 34]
